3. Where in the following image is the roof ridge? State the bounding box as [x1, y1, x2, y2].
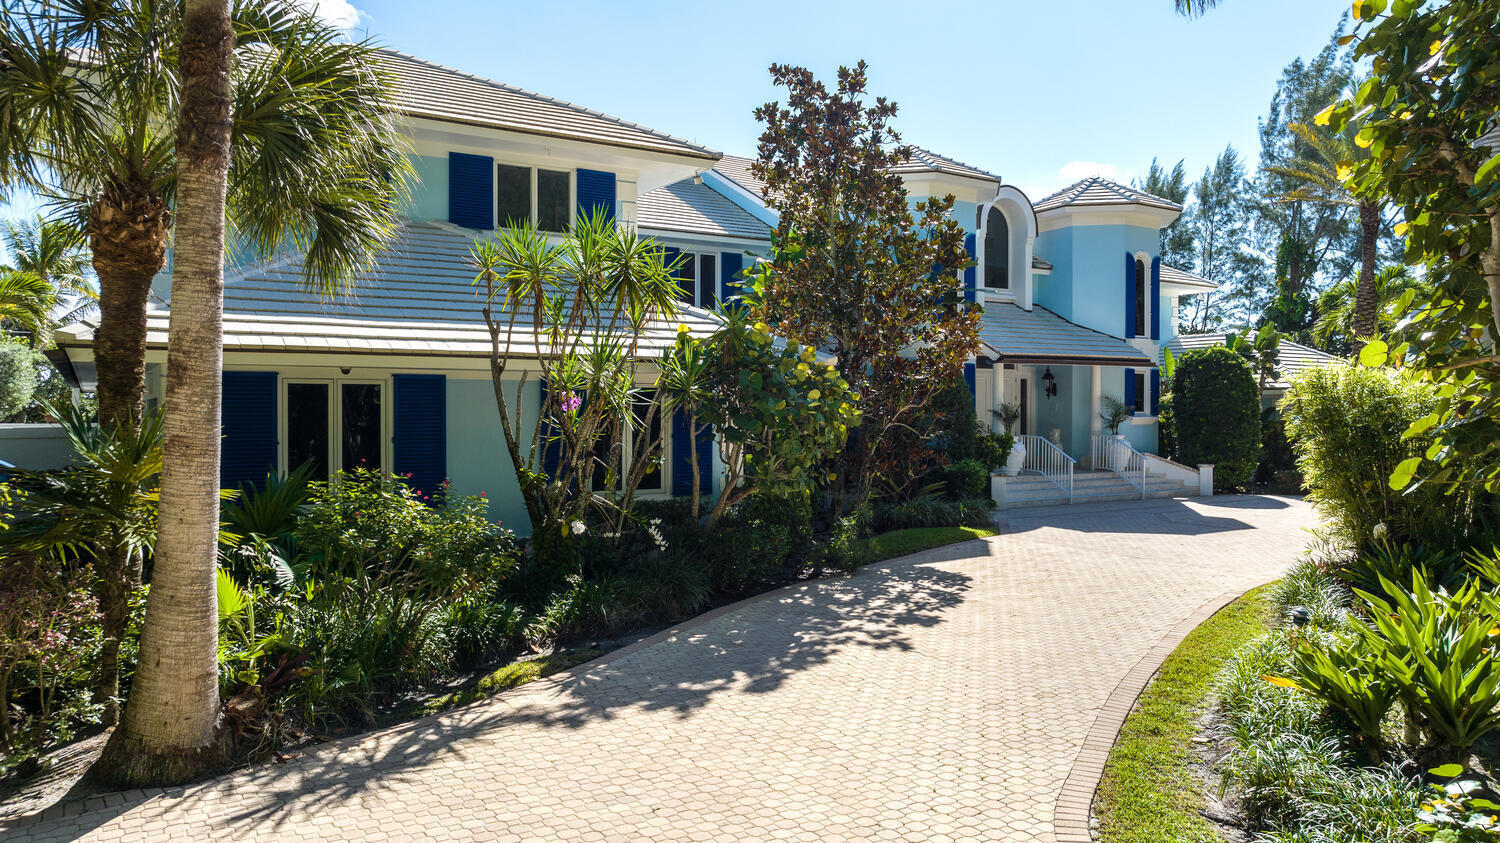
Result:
[377, 49, 721, 159]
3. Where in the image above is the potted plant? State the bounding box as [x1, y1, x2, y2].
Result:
[1100, 396, 1133, 469]
[993, 402, 1025, 476]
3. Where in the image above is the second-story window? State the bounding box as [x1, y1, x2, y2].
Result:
[497, 164, 572, 232]
[675, 252, 717, 309]
[1134, 257, 1148, 337]
[984, 206, 1010, 290]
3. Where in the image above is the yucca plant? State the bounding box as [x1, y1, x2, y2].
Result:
[1356, 573, 1500, 759]
[1265, 628, 1397, 761]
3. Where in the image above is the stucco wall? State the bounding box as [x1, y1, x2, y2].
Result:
[445, 376, 535, 535]
[403, 153, 449, 223]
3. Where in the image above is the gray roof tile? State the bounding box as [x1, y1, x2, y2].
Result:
[1159, 264, 1216, 289]
[889, 146, 1000, 182]
[981, 303, 1153, 366]
[1034, 176, 1182, 213]
[1164, 333, 1341, 390]
[379, 50, 719, 161]
[636, 179, 772, 241]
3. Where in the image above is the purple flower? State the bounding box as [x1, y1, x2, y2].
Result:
[561, 393, 582, 413]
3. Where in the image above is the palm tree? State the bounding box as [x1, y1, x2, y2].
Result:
[1175, 0, 1223, 16]
[0, 0, 410, 426]
[1264, 119, 1384, 352]
[0, 268, 57, 338]
[0, 216, 93, 341]
[91, 0, 233, 786]
[1313, 265, 1423, 354]
[0, 0, 408, 728]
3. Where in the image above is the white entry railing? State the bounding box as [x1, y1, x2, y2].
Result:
[1019, 434, 1074, 503]
[1091, 434, 1147, 498]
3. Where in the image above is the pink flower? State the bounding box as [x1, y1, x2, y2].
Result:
[562, 393, 582, 413]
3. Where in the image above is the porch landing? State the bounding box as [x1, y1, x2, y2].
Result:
[993, 469, 1198, 510]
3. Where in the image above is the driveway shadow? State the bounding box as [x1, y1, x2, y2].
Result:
[996, 495, 1297, 537]
[4, 555, 975, 839]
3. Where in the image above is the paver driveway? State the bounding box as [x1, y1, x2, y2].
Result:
[7, 495, 1315, 842]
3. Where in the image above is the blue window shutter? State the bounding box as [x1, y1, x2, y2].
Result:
[721, 251, 745, 302]
[221, 371, 277, 489]
[696, 422, 713, 495]
[576, 169, 616, 223]
[449, 152, 493, 229]
[538, 377, 561, 479]
[1150, 369, 1161, 416]
[963, 233, 977, 302]
[664, 246, 693, 303]
[1150, 256, 1162, 340]
[670, 408, 691, 497]
[1124, 368, 1136, 413]
[963, 362, 976, 398]
[1124, 252, 1136, 338]
[393, 374, 446, 499]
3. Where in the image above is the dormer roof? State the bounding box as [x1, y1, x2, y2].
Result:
[1034, 177, 1182, 214]
[378, 50, 720, 162]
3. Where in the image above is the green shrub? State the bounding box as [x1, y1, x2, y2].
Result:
[1265, 628, 1397, 755]
[942, 458, 988, 500]
[818, 505, 873, 573]
[1357, 573, 1500, 756]
[1281, 364, 1482, 551]
[1172, 346, 1260, 491]
[442, 592, 528, 664]
[0, 339, 39, 419]
[1271, 557, 1348, 630]
[1258, 406, 1297, 486]
[976, 432, 1013, 473]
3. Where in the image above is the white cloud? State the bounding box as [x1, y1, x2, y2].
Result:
[1058, 160, 1123, 182]
[288, 0, 364, 29]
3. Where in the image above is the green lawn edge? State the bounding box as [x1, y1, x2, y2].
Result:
[1094, 581, 1277, 843]
[864, 525, 997, 563]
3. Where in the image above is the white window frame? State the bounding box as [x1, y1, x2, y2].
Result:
[495, 163, 575, 232]
[280, 376, 393, 479]
[675, 251, 719, 309]
[587, 389, 671, 496]
[1132, 250, 1154, 340]
[1131, 370, 1149, 416]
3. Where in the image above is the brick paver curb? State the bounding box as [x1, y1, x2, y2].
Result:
[1051, 586, 1253, 843]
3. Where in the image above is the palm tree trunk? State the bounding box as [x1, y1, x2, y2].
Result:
[1352, 200, 1380, 351]
[91, 0, 233, 787]
[90, 191, 170, 426]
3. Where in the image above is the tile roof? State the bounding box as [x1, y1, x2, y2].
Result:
[1159, 264, 1216, 290]
[1033, 177, 1182, 213]
[889, 147, 1001, 182]
[1163, 333, 1342, 390]
[980, 303, 1153, 366]
[1032, 255, 1053, 271]
[378, 50, 719, 161]
[712, 154, 771, 199]
[58, 221, 719, 357]
[636, 179, 772, 241]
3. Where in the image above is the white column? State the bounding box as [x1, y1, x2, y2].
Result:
[991, 364, 1005, 432]
[1089, 365, 1102, 439]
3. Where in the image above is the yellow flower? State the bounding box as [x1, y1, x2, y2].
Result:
[677, 324, 690, 334]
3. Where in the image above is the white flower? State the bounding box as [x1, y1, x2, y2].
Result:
[570, 520, 586, 536]
[1372, 523, 1388, 540]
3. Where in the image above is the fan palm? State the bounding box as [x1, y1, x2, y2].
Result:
[0, 268, 58, 337]
[2, 216, 95, 327]
[1313, 265, 1423, 354]
[1175, 0, 1223, 17]
[1264, 118, 1384, 352]
[0, 0, 411, 426]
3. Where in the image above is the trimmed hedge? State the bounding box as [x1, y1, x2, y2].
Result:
[1172, 347, 1260, 491]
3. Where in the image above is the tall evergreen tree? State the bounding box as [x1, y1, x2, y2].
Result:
[1181, 146, 1252, 332]
[1137, 158, 1194, 270]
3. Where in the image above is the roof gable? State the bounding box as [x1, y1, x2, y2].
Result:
[379, 51, 719, 161]
[636, 179, 773, 241]
[1034, 176, 1182, 214]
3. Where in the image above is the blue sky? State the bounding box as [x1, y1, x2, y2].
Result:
[0, 0, 1354, 223]
[342, 0, 1353, 201]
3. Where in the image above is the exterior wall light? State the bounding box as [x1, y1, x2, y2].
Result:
[1042, 367, 1057, 398]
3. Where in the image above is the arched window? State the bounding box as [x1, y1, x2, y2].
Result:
[1134, 257, 1147, 336]
[984, 206, 1009, 290]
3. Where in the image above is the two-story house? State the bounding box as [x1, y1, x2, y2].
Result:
[49, 51, 773, 533]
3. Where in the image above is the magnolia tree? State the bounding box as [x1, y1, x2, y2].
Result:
[751, 63, 982, 509]
[1323, 0, 1500, 493]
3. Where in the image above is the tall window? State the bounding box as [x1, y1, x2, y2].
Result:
[984, 206, 1009, 289]
[496, 164, 572, 232]
[675, 252, 718, 309]
[1132, 370, 1147, 414]
[1134, 257, 1148, 337]
[284, 379, 385, 478]
[589, 390, 665, 493]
